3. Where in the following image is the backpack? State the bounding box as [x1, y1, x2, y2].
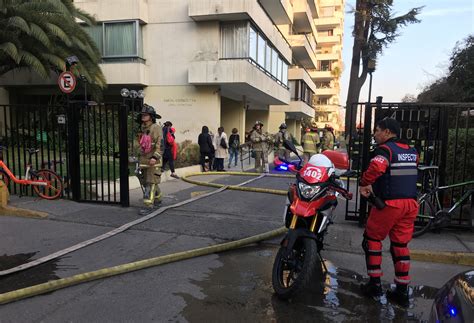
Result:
[220, 137, 228, 149]
[139, 131, 153, 154]
[231, 135, 239, 149]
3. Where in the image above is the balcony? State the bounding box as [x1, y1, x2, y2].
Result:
[288, 34, 317, 69]
[100, 60, 148, 85]
[288, 68, 316, 93]
[314, 16, 342, 28]
[317, 35, 341, 44]
[74, 0, 149, 23]
[189, 59, 290, 105]
[259, 0, 293, 24]
[315, 104, 340, 112]
[292, 0, 313, 33]
[189, 0, 291, 62]
[307, 0, 320, 18]
[316, 87, 338, 96]
[309, 69, 334, 81]
[271, 100, 315, 119]
[315, 52, 340, 61]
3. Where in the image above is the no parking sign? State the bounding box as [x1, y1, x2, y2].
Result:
[58, 71, 76, 93]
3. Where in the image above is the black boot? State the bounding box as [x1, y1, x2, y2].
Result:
[386, 285, 410, 307]
[360, 278, 383, 299]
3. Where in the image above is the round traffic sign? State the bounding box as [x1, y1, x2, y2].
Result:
[58, 71, 77, 93]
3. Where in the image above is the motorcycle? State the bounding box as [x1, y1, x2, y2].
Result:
[272, 140, 354, 299]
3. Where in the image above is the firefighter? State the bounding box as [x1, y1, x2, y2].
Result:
[250, 121, 272, 173]
[274, 123, 291, 161]
[138, 104, 163, 215]
[321, 123, 335, 151]
[302, 120, 320, 164]
[359, 118, 418, 307]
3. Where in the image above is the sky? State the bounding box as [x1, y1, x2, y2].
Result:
[340, 0, 474, 104]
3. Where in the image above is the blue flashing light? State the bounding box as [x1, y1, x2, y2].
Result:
[448, 305, 457, 317]
[278, 165, 288, 171]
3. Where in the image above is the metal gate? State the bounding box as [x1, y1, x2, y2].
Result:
[345, 101, 474, 229]
[0, 102, 131, 206]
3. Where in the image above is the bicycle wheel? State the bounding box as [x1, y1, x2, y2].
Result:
[32, 169, 63, 200]
[413, 195, 436, 238]
[0, 169, 9, 188]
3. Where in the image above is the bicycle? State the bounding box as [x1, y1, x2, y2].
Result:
[414, 165, 474, 237]
[0, 146, 63, 200]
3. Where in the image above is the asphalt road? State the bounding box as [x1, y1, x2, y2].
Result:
[0, 174, 470, 322]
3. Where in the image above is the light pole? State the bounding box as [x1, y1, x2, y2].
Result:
[367, 59, 376, 105]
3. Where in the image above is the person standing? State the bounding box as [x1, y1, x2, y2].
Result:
[137, 104, 163, 215]
[162, 121, 179, 179]
[250, 121, 271, 173]
[228, 128, 240, 168]
[321, 124, 335, 151]
[302, 120, 320, 164]
[274, 123, 291, 161]
[359, 118, 418, 307]
[198, 126, 214, 172]
[213, 126, 228, 171]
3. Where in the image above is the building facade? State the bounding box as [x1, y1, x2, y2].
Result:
[0, 0, 344, 142]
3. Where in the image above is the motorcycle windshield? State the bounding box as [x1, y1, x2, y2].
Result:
[299, 164, 330, 184]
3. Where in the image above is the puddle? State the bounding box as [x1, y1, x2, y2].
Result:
[179, 246, 438, 322]
[0, 253, 63, 294]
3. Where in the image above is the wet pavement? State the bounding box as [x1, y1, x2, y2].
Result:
[181, 245, 438, 323]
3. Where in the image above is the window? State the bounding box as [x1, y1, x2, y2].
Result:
[320, 60, 331, 71]
[290, 80, 314, 106]
[82, 20, 143, 59]
[220, 21, 288, 87]
[221, 22, 249, 59]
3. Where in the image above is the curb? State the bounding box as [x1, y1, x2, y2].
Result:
[0, 206, 48, 219]
[410, 250, 474, 267]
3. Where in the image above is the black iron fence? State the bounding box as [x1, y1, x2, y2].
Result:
[345, 102, 474, 229]
[0, 102, 131, 206]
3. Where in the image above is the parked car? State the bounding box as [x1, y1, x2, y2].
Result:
[429, 270, 474, 322]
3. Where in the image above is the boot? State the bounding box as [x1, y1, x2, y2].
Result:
[386, 285, 410, 307]
[360, 280, 383, 299]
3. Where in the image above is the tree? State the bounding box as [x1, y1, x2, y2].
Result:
[417, 35, 473, 102]
[0, 0, 106, 89]
[345, 0, 422, 134]
[401, 93, 416, 102]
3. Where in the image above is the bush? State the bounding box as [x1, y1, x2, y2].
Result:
[175, 140, 200, 168]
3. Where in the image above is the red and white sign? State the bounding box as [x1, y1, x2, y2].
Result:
[58, 71, 76, 93]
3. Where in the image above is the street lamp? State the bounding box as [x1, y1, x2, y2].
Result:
[121, 87, 145, 114]
[367, 59, 376, 104]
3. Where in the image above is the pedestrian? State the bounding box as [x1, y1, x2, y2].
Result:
[274, 123, 291, 161]
[162, 121, 179, 179]
[250, 121, 272, 173]
[228, 128, 240, 168]
[321, 124, 335, 151]
[198, 126, 215, 172]
[302, 120, 320, 164]
[359, 118, 418, 307]
[137, 104, 163, 215]
[213, 126, 228, 171]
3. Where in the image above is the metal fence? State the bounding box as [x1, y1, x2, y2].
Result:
[345, 102, 474, 229]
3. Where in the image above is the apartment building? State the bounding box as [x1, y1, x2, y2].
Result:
[0, 0, 344, 142]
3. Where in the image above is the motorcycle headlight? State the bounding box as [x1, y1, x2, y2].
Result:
[298, 182, 321, 199]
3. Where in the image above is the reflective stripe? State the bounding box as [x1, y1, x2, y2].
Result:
[394, 277, 410, 284]
[368, 269, 383, 274]
[369, 249, 381, 252]
[391, 169, 418, 176]
[391, 162, 417, 167]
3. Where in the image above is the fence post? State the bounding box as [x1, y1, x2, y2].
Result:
[118, 104, 130, 207]
[67, 103, 81, 202]
[359, 102, 374, 226]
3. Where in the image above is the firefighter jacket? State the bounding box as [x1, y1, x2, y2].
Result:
[321, 129, 335, 151]
[275, 130, 291, 149]
[360, 138, 418, 200]
[250, 129, 271, 152]
[139, 122, 163, 162]
[302, 131, 320, 154]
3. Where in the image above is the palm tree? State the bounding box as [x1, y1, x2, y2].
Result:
[0, 0, 106, 88]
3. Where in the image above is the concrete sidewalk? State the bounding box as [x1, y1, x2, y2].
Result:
[4, 172, 474, 267]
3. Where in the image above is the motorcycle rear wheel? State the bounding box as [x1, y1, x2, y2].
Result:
[272, 238, 318, 299]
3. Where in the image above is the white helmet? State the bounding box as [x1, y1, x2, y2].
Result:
[308, 154, 335, 176]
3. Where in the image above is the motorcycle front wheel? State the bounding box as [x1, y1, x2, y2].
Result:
[272, 238, 318, 300]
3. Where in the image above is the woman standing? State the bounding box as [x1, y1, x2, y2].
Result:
[198, 126, 214, 172]
[228, 128, 240, 168]
[213, 126, 228, 172]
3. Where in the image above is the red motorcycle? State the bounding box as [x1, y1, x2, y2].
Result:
[272, 140, 354, 299]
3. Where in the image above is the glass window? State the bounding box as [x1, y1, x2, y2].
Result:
[265, 43, 272, 71]
[282, 62, 288, 85]
[249, 26, 257, 61]
[83, 25, 103, 54]
[221, 22, 249, 59]
[271, 49, 278, 78]
[104, 21, 137, 56]
[289, 81, 296, 100]
[257, 34, 265, 67]
[276, 57, 282, 81]
[320, 60, 331, 71]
